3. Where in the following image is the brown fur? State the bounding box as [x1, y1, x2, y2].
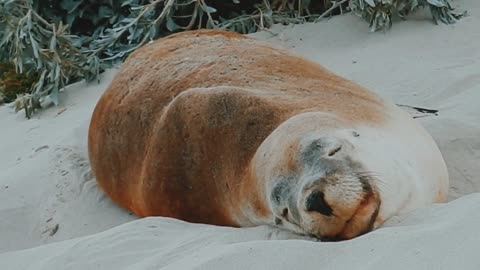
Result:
[88, 30, 386, 228]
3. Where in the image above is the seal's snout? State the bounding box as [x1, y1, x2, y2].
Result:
[299, 174, 381, 241]
[305, 190, 333, 216]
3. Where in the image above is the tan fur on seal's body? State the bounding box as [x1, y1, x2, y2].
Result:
[88, 30, 448, 240]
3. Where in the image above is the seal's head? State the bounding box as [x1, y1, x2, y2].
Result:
[255, 113, 382, 241]
[268, 133, 381, 241]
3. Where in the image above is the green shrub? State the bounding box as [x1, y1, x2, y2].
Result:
[350, 0, 465, 32]
[0, 63, 38, 102]
[0, 0, 464, 118]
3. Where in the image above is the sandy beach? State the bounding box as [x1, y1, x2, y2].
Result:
[1, 0, 479, 268]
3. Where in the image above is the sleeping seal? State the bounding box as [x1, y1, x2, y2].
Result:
[88, 30, 448, 240]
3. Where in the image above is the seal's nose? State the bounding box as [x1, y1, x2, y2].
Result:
[305, 190, 333, 216]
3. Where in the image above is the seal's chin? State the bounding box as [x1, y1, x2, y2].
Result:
[319, 191, 381, 241]
[291, 169, 382, 241]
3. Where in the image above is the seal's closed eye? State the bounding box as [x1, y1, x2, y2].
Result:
[328, 145, 342, 157]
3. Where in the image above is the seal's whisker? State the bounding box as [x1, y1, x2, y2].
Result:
[354, 171, 386, 185]
[351, 171, 395, 194]
[355, 171, 382, 178]
[354, 172, 394, 194]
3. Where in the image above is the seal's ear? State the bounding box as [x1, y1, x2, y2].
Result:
[271, 177, 297, 212]
[270, 180, 290, 206]
[270, 180, 291, 225]
[270, 177, 302, 226]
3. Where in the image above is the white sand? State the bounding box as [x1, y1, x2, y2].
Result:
[1, 0, 479, 268]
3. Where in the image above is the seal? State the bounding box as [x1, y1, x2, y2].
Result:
[88, 29, 449, 240]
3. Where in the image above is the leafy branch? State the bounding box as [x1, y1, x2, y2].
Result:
[349, 0, 466, 32]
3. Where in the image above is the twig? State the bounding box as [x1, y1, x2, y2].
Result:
[314, 0, 349, 22]
[180, 1, 200, 30]
[153, 0, 176, 27]
[396, 104, 439, 114]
